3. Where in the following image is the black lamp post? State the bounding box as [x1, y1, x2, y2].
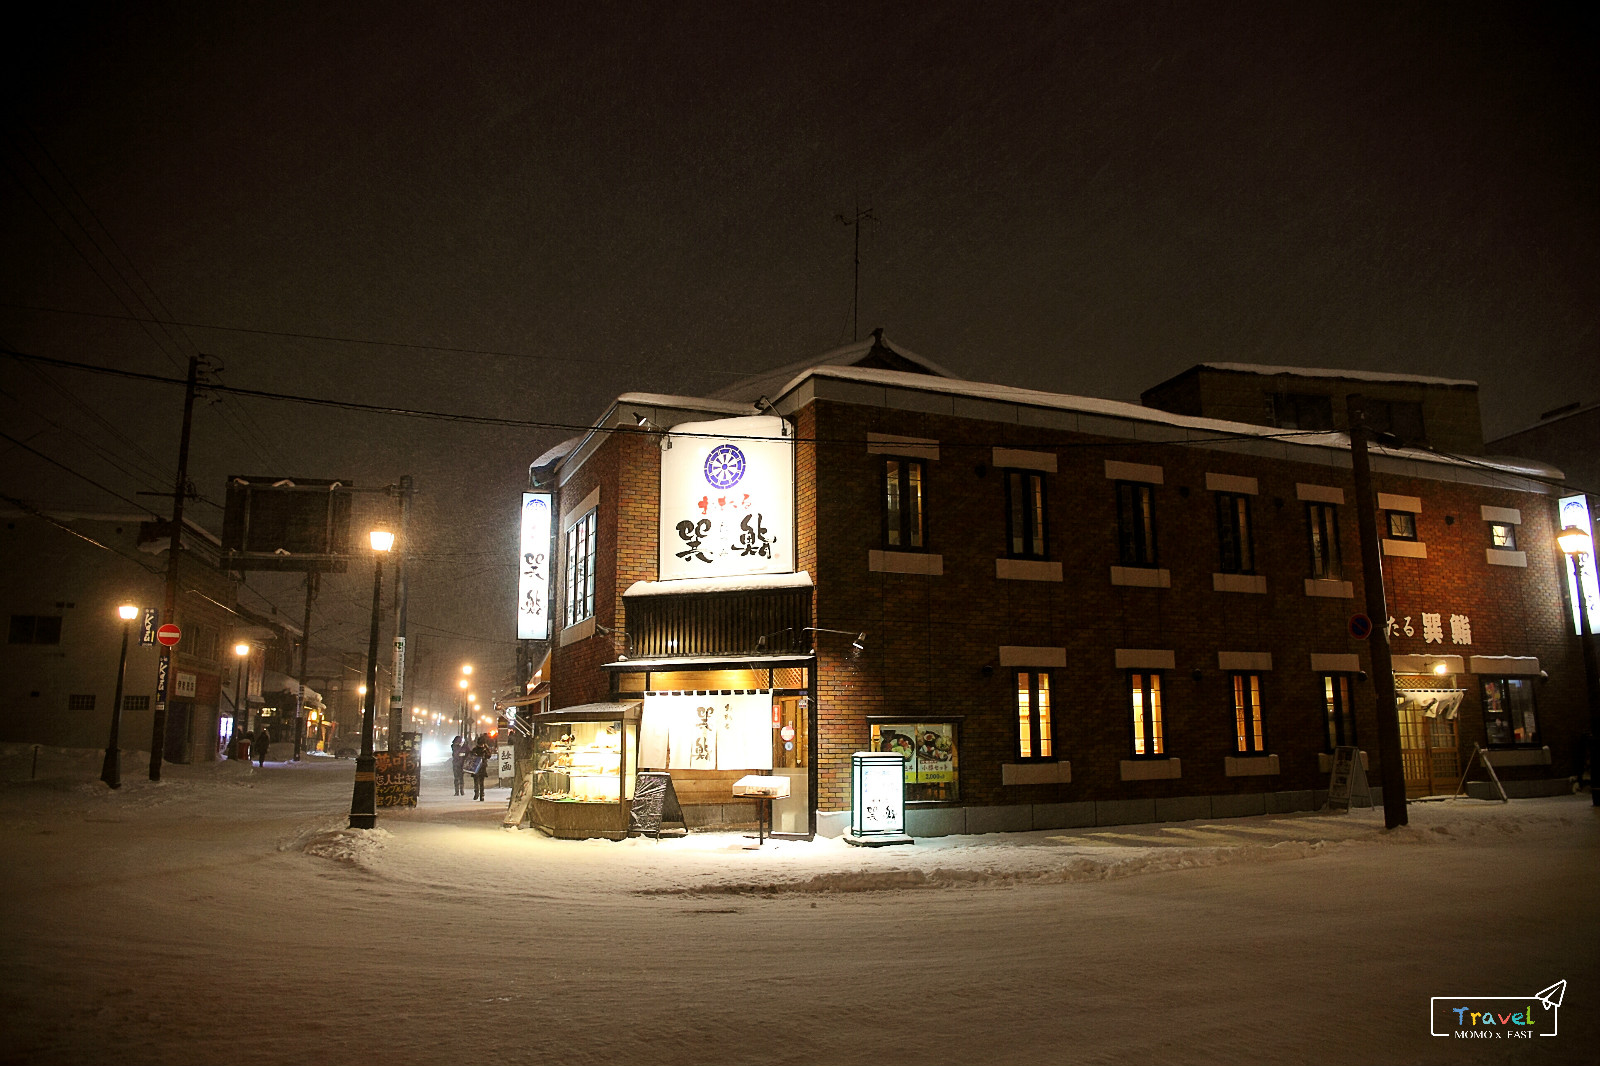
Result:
[1558, 525, 1599, 807]
[350, 528, 394, 829]
[100, 603, 138, 789]
[231, 641, 251, 758]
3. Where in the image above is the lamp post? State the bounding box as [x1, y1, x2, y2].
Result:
[460, 664, 473, 741]
[100, 604, 139, 789]
[232, 642, 251, 759]
[350, 528, 394, 829]
[1558, 525, 1599, 807]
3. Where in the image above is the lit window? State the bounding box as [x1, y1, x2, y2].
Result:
[1481, 678, 1538, 747]
[1323, 674, 1356, 751]
[1015, 671, 1053, 760]
[1386, 511, 1417, 540]
[883, 459, 926, 550]
[1129, 672, 1164, 757]
[1489, 522, 1517, 550]
[1232, 674, 1265, 754]
[564, 507, 597, 627]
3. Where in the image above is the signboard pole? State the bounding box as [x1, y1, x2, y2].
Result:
[387, 475, 411, 751]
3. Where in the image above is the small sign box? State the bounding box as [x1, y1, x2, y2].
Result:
[731, 774, 790, 799]
[1327, 745, 1372, 810]
[847, 751, 913, 847]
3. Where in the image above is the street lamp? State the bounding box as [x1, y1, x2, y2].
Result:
[350, 528, 395, 829]
[460, 664, 472, 740]
[1558, 524, 1599, 807]
[99, 603, 139, 789]
[232, 642, 251, 759]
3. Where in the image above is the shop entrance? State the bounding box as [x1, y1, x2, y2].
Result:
[1396, 683, 1463, 797]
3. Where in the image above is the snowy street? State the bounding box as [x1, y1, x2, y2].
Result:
[1, 747, 1595, 1065]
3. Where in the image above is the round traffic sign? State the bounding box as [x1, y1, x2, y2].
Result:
[156, 623, 182, 647]
[1347, 613, 1373, 640]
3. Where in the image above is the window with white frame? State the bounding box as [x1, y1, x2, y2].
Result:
[1231, 673, 1266, 754]
[564, 507, 597, 627]
[1489, 522, 1517, 550]
[1129, 671, 1164, 757]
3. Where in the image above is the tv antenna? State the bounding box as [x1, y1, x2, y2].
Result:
[835, 200, 877, 342]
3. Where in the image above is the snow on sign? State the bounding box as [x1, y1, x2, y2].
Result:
[156, 624, 181, 647]
[658, 415, 794, 582]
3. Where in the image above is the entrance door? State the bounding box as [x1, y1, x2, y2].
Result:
[1397, 693, 1460, 796]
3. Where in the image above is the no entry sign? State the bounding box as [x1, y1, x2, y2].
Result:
[156, 623, 181, 648]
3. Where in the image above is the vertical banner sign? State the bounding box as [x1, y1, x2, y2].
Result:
[155, 655, 170, 711]
[139, 608, 159, 646]
[519, 492, 552, 640]
[392, 637, 406, 697]
[1558, 494, 1600, 634]
[658, 415, 795, 582]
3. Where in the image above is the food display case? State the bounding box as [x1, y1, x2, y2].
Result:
[528, 702, 641, 839]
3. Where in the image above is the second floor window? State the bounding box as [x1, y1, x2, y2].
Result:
[1116, 481, 1157, 567]
[1489, 522, 1517, 549]
[1386, 511, 1417, 540]
[1005, 470, 1048, 559]
[883, 458, 926, 550]
[565, 508, 596, 626]
[1216, 492, 1254, 573]
[1129, 671, 1164, 756]
[1306, 503, 1341, 579]
[1015, 671, 1053, 760]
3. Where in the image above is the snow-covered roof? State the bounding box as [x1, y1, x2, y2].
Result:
[624, 571, 813, 598]
[1194, 362, 1478, 388]
[603, 653, 816, 669]
[772, 364, 1559, 482]
[531, 435, 583, 470]
[616, 392, 754, 415]
[706, 332, 960, 403]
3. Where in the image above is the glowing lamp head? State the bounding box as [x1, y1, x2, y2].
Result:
[1432, 662, 1449, 676]
[462, 664, 473, 676]
[118, 604, 139, 621]
[369, 529, 395, 552]
[1558, 525, 1592, 557]
[458, 679, 468, 690]
[234, 642, 250, 658]
[358, 685, 368, 696]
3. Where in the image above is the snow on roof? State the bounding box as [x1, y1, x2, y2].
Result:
[616, 392, 755, 415]
[706, 332, 960, 403]
[1195, 362, 1478, 388]
[530, 435, 583, 470]
[624, 571, 814, 598]
[774, 365, 1553, 481]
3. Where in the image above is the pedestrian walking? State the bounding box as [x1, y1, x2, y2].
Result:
[254, 725, 270, 767]
[450, 735, 467, 796]
[470, 735, 491, 800]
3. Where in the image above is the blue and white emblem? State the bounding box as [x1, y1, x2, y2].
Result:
[704, 444, 747, 489]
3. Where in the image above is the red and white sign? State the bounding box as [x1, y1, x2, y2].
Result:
[156, 624, 181, 647]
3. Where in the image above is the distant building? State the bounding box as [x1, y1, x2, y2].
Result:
[523, 336, 1583, 839]
[1141, 362, 1486, 454]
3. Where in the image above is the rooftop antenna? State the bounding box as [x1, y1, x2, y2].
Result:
[835, 197, 877, 342]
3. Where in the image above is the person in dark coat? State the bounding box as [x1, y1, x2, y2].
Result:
[470, 735, 491, 800]
[254, 725, 270, 767]
[450, 735, 467, 796]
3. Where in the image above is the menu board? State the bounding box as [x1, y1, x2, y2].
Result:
[871, 722, 955, 783]
[374, 752, 420, 808]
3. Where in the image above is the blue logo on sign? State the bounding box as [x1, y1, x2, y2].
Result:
[704, 444, 747, 489]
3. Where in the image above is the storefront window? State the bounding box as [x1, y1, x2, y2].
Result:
[871, 721, 958, 802]
[1481, 678, 1538, 747]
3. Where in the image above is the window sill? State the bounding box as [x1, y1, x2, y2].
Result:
[1001, 761, 1071, 785]
[1212, 573, 1267, 594]
[868, 550, 943, 575]
[1318, 750, 1368, 772]
[1382, 539, 1427, 559]
[1110, 566, 1171, 588]
[1225, 755, 1280, 777]
[1304, 578, 1353, 598]
[1485, 548, 1527, 568]
[559, 616, 596, 647]
[1120, 758, 1181, 781]
[1482, 746, 1550, 767]
[996, 558, 1063, 582]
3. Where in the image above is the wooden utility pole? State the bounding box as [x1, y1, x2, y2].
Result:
[148, 354, 200, 781]
[1347, 394, 1408, 829]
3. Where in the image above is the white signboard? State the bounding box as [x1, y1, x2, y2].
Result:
[498, 743, 515, 783]
[638, 690, 772, 771]
[658, 415, 794, 581]
[518, 492, 552, 640]
[851, 752, 906, 837]
[1558, 494, 1600, 635]
[174, 672, 198, 698]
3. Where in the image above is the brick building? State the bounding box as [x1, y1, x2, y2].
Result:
[530, 336, 1584, 838]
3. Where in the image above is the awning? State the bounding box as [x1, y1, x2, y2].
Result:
[495, 682, 550, 712]
[603, 652, 814, 671]
[528, 700, 642, 724]
[623, 571, 813, 597]
[1391, 654, 1466, 676]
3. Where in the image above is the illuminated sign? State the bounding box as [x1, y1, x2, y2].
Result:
[518, 492, 552, 640]
[849, 751, 910, 843]
[1558, 494, 1599, 635]
[658, 415, 794, 582]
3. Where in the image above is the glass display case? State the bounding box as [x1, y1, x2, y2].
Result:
[527, 703, 641, 839]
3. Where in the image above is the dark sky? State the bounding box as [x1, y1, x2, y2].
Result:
[2, 1, 1594, 699]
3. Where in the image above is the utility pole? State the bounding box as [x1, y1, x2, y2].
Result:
[835, 201, 876, 342]
[149, 354, 201, 781]
[292, 571, 319, 760]
[387, 475, 412, 750]
[1347, 394, 1408, 829]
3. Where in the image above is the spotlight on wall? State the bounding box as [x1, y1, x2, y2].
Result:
[850, 633, 867, 660]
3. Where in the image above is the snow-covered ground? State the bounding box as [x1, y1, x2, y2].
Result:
[1, 744, 1594, 1065]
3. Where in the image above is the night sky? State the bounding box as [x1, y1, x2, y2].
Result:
[2, 2, 1594, 698]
